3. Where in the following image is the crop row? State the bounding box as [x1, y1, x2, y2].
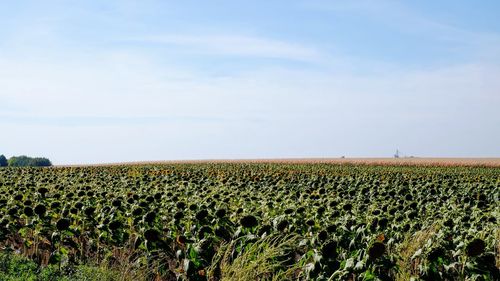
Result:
[0, 164, 498, 280]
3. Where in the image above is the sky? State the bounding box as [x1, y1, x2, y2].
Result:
[1, 0, 499, 164]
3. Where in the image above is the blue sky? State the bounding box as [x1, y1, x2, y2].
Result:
[1, 0, 499, 164]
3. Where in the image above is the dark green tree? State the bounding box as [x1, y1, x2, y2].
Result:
[8, 155, 52, 167]
[8, 156, 31, 167]
[0, 155, 7, 167]
[30, 157, 52, 167]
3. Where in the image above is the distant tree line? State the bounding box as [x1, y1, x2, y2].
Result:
[0, 155, 52, 167]
[0, 155, 7, 167]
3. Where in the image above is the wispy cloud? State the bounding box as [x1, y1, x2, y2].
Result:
[1, 49, 499, 163]
[1, 1, 500, 163]
[0, 114, 245, 127]
[129, 34, 324, 63]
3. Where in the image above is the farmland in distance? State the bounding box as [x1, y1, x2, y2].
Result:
[0, 163, 498, 280]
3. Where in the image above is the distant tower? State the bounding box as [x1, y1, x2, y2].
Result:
[394, 149, 400, 158]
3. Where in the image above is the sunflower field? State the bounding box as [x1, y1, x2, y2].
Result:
[0, 164, 498, 280]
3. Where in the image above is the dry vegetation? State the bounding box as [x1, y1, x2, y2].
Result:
[63, 158, 500, 168]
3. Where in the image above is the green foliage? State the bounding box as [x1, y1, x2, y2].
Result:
[7, 155, 52, 167]
[0, 164, 498, 280]
[0, 155, 7, 167]
[0, 252, 131, 281]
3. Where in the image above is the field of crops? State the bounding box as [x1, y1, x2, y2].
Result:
[0, 164, 498, 280]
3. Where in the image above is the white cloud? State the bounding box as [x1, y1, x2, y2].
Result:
[1, 1, 500, 164]
[1, 46, 499, 164]
[130, 34, 324, 63]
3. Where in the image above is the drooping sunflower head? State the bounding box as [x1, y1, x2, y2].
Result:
[34, 204, 47, 217]
[195, 209, 209, 221]
[56, 218, 70, 231]
[108, 220, 122, 231]
[276, 220, 289, 232]
[144, 229, 160, 242]
[215, 208, 227, 218]
[321, 241, 337, 259]
[466, 238, 486, 257]
[240, 215, 258, 228]
[368, 242, 385, 260]
[23, 206, 34, 216]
